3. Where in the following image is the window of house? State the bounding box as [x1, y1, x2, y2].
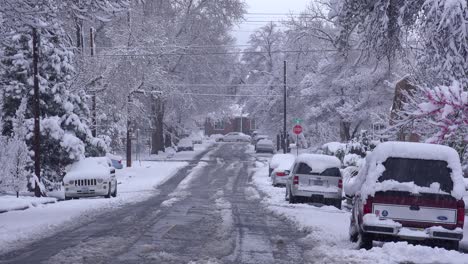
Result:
[250, 119, 256, 130]
[214, 120, 225, 130]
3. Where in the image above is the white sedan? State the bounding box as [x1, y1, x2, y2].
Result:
[221, 132, 251, 142]
[63, 157, 117, 200]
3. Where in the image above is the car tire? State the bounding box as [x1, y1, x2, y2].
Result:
[444, 240, 459, 251]
[105, 183, 111, 198]
[65, 196, 72, 201]
[357, 231, 373, 250]
[112, 184, 117, 197]
[289, 189, 297, 204]
[334, 199, 342, 210]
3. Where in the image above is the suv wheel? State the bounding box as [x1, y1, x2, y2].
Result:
[334, 199, 342, 210]
[65, 196, 72, 201]
[111, 184, 117, 197]
[105, 183, 111, 198]
[289, 188, 297, 204]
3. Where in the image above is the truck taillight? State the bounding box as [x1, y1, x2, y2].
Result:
[457, 200, 465, 228]
[338, 179, 343, 189]
[293, 175, 299, 185]
[363, 197, 373, 215]
[276, 172, 286, 177]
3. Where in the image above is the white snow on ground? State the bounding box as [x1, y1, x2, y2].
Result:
[0, 196, 57, 213]
[0, 161, 187, 254]
[142, 141, 214, 161]
[251, 160, 468, 264]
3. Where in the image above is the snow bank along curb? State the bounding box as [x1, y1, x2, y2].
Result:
[0, 196, 57, 214]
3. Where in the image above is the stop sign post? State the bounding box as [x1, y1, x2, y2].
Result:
[292, 125, 302, 156]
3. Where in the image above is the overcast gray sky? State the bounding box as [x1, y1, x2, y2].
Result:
[233, 0, 311, 45]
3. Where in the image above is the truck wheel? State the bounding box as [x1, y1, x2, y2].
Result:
[358, 231, 373, 250]
[445, 240, 459, 251]
[105, 183, 111, 198]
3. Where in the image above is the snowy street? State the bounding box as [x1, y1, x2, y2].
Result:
[2, 143, 467, 263]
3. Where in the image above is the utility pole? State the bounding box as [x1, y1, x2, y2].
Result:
[32, 28, 41, 197]
[283, 60, 287, 154]
[126, 94, 133, 168]
[90, 27, 97, 137]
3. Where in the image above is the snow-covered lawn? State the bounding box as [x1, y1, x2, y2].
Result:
[251, 161, 468, 264]
[0, 161, 187, 254]
[0, 196, 57, 213]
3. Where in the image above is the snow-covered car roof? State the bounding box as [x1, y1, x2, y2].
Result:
[106, 153, 122, 161]
[64, 157, 112, 180]
[178, 138, 193, 146]
[270, 154, 295, 171]
[322, 142, 346, 153]
[345, 141, 465, 200]
[257, 139, 273, 145]
[295, 154, 341, 173]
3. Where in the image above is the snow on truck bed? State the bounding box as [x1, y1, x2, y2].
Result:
[345, 141, 465, 200]
[296, 153, 341, 173]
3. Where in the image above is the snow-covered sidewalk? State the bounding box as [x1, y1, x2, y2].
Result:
[0, 196, 57, 213]
[0, 161, 187, 254]
[137, 141, 214, 161]
[251, 160, 468, 264]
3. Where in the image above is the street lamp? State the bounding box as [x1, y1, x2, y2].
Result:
[126, 89, 162, 167]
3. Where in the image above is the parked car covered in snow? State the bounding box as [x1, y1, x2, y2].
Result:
[63, 157, 117, 200]
[269, 153, 295, 187]
[285, 154, 342, 208]
[106, 153, 123, 169]
[347, 142, 465, 250]
[220, 132, 251, 142]
[210, 134, 224, 142]
[177, 138, 194, 151]
[255, 139, 275, 154]
[269, 153, 294, 176]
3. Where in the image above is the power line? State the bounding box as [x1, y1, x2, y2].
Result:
[170, 92, 394, 98]
[81, 48, 343, 57]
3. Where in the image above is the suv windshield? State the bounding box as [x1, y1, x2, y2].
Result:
[296, 163, 341, 177]
[379, 158, 453, 193]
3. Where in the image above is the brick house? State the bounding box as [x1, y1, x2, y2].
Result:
[205, 117, 257, 136]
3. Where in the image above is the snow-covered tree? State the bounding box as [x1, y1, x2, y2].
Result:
[0, 1, 106, 182]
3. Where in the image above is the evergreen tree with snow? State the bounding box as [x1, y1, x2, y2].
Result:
[1, 2, 106, 183]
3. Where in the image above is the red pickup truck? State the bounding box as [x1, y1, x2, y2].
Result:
[347, 142, 465, 251]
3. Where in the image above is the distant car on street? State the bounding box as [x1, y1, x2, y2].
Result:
[63, 157, 117, 200]
[269, 153, 295, 187]
[255, 139, 275, 154]
[106, 153, 123, 169]
[347, 142, 465, 250]
[285, 154, 342, 209]
[177, 138, 194, 151]
[252, 134, 268, 144]
[210, 134, 224, 142]
[221, 132, 251, 142]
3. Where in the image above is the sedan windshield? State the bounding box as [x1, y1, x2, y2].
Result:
[379, 158, 453, 193]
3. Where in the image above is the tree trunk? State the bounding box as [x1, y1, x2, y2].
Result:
[151, 97, 166, 154]
[340, 121, 351, 142]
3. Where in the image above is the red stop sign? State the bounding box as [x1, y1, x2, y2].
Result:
[293, 125, 303, 135]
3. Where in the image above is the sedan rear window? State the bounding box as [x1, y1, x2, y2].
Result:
[379, 158, 453, 193]
[296, 163, 341, 177]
